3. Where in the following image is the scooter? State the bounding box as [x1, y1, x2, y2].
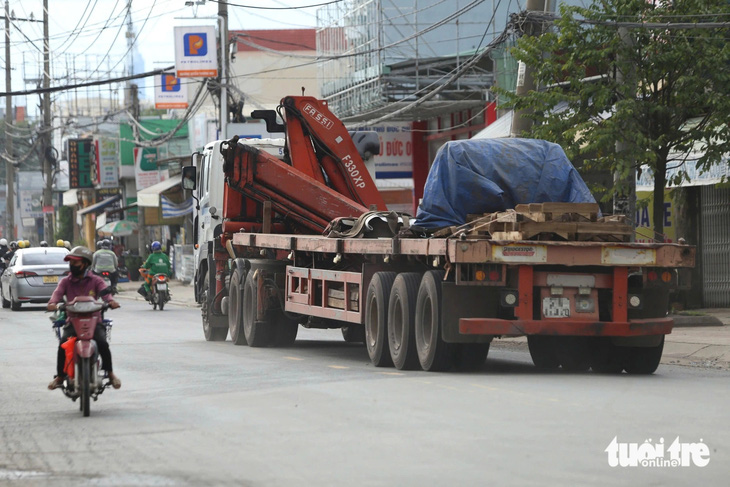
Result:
[92, 270, 117, 294]
[148, 273, 171, 311]
[51, 296, 114, 417]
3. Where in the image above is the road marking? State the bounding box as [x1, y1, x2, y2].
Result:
[378, 372, 405, 376]
[470, 383, 499, 391]
[284, 356, 304, 361]
[328, 365, 349, 369]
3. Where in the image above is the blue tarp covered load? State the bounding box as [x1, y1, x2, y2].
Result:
[414, 138, 596, 229]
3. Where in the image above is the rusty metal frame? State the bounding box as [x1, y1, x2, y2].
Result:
[285, 265, 362, 323]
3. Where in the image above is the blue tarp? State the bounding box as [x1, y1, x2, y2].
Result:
[414, 138, 596, 229]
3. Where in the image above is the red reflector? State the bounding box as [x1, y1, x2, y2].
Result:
[647, 271, 658, 281]
[489, 270, 500, 281]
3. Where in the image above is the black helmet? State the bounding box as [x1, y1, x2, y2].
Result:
[64, 246, 94, 264]
[101, 238, 112, 249]
[9, 241, 17, 250]
[40, 241, 49, 247]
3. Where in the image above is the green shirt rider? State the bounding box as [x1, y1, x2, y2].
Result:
[137, 241, 171, 298]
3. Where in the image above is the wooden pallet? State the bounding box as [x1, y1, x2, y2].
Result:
[451, 203, 631, 242]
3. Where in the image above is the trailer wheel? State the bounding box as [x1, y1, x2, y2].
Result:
[202, 273, 228, 341]
[527, 336, 560, 370]
[388, 273, 422, 370]
[228, 268, 247, 345]
[364, 272, 396, 367]
[590, 338, 627, 374]
[341, 324, 366, 343]
[271, 310, 299, 347]
[415, 270, 454, 372]
[555, 337, 592, 372]
[625, 336, 664, 375]
[454, 344, 490, 371]
[242, 271, 273, 347]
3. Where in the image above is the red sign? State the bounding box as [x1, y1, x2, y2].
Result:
[42, 206, 54, 214]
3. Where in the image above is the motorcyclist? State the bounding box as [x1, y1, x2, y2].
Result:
[0, 238, 9, 273]
[47, 246, 121, 390]
[91, 239, 119, 293]
[138, 241, 171, 299]
[40, 241, 49, 247]
[4, 240, 18, 265]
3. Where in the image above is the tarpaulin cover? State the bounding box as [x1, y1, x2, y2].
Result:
[414, 138, 596, 229]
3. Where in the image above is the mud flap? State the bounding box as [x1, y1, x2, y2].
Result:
[441, 282, 499, 344]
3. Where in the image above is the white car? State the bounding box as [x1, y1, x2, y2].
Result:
[1, 247, 69, 310]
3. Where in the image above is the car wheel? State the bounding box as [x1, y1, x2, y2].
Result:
[10, 289, 21, 311]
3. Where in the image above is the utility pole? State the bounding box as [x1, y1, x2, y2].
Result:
[509, 0, 545, 137]
[613, 27, 637, 238]
[41, 0, 53, 242]
[219, 0, 228, 138]
[4, 0, 14, 240]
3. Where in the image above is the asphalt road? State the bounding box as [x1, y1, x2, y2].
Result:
[1, 299, 728, 486]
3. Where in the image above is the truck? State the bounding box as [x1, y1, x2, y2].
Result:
[183, 95, 695, 374]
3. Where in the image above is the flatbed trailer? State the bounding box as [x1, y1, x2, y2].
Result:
[219, 229, 695, 373]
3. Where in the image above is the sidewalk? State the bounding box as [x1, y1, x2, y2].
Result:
[114, 279, 730, 370]
[116, 279, 198, 309]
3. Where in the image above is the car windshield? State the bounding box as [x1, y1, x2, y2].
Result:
[22, 252, 68, 266]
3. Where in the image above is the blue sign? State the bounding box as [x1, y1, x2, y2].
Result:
[183, 33, 208, 57]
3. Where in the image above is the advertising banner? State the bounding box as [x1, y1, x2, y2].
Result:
[134, 147, 162, 190]
[354, 124, 413, 179]
[155, 73, 189, 109]
[174, 25, 218, 78]
[67, 138, 94, 188]
[94, 137, 119, 188]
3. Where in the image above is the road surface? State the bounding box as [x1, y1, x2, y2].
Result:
[1, 299, 727, 486]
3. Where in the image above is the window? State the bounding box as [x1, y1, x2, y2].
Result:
[22, 252, 68, 265]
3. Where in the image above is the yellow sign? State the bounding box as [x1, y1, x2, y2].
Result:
[635, 191, 676, 243]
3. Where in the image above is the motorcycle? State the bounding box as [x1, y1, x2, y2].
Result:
[93, 270, 117, 295]
[51, 296, 114, 417]
[148, 273, 171, 311]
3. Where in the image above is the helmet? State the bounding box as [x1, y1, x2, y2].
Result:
[64, 246, 94, 264]
[151, 241, 162, 251]
[9, 241, 17, 250]
[24, 240, 30, 248]
[57, 239, 65, 247]
[0, 238, 7, 246]
[101, 238, 112, 249]
[96, 240, 103, 249]
[18, 241, 26, 249]
[40, 241, 48, 247]
[63, 240, 71, 250]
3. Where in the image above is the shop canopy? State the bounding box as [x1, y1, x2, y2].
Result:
[137, 175, 182, 208]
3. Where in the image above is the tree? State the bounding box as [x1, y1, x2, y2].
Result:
[501, 0, 730, 238]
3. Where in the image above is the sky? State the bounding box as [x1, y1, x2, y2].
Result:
[3, 0, 322, 116]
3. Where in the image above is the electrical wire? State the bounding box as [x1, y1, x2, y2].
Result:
[209, 0, 342, 9]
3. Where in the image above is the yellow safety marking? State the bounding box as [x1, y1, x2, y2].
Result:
[470, 383, 499, 391]
[283, 356, 304, 361]
[328, 365, 349, 369]
[378, 372, 405, 376]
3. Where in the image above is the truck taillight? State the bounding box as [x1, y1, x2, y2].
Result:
[457, 264, 505, 285]
[644, 268, 676, 287]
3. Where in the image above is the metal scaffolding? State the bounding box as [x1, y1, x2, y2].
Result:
[316, 0, 500, 123]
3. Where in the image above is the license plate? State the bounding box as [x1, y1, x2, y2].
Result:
[43, 276, 59, 284]
[542, 297, 570, 318]
[156, 283, 167, 291]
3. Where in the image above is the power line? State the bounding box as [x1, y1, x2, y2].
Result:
[209, 0, 342, 9]
[0, 65, 174, 97]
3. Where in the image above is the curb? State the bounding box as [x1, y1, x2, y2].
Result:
[115, 291, 200, 309]
[670, 314, 725, 328]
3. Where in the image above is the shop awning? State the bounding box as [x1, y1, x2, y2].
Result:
[137, 175, 182, 208]
[77, 194, 123, 215]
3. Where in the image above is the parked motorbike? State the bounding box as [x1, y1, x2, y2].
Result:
[51, 296, 114, 417]
[148, 273, 171, 311]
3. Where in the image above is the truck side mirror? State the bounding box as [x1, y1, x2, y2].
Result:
[182, 165, 197, 191]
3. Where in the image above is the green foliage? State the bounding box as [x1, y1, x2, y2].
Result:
[499, 0, 730, 235]
[54, 206, 74, 242]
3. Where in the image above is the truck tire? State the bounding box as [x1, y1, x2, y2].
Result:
[341, 324, 366, 343]
[415, 270, 454, 372]
[625, 336, 664, 375]
[228, 268, 247, 345]
[590, 338, 627, 374]
[271, 310, 299, 347]
[242, 271, 274, 347]
[555, 337, 591, 372]
[387, 273, 422, 370]
[527, 336, 560, 370]
[202, 273, 228, 341]
[454, 343, 490, 371]
[364, 272, 396, 367]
